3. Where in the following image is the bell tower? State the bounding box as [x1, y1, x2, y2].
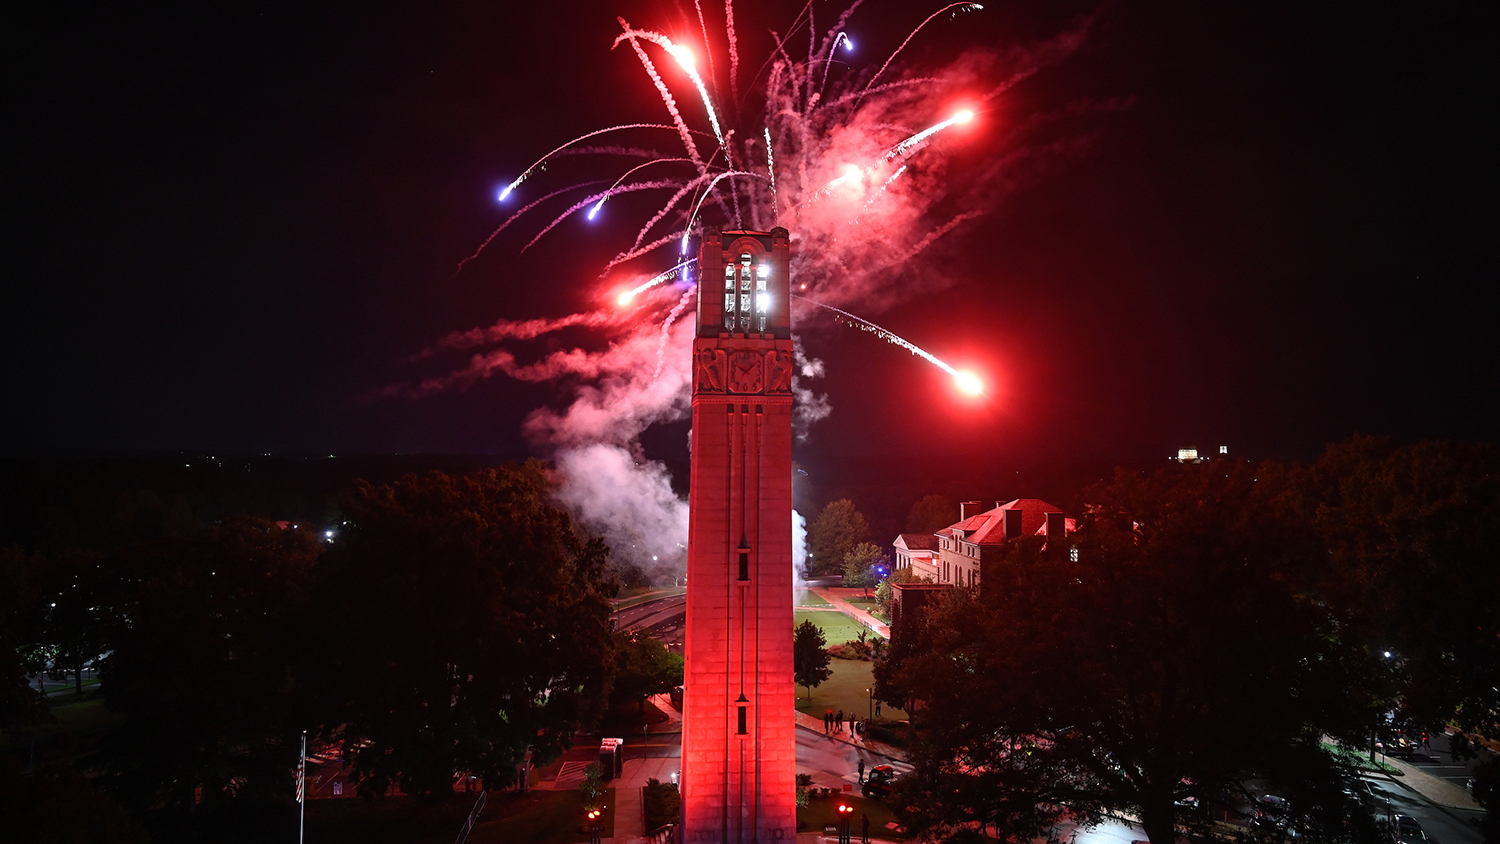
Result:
[680, 228, 797, 842]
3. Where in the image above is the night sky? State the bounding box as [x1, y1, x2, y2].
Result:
[6, 0, 1493, 483]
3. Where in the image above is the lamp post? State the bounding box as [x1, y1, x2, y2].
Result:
[866, 687, 873, 722]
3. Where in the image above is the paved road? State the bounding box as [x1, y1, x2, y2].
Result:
[1403, 731, 1493, 797]
[1368, 772, 1485, 844]
[795, 724, 912, 794]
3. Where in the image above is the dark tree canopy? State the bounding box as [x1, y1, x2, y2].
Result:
[1306, 435, 1500, 732]
[95, 517, 321, 817]
[842, 541, 886, 590]
[311, 462, 616, 798]
[793, 619, 832, 699]
[808, 499, 870, 577]
[906, 495, 956, 535]
[609, 631, 684, 714]
[0, 546, 49, 730]
[887, 462, 1385, 844]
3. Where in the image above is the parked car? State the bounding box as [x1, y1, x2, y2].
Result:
[861, 765, 898, 798]
[1392, 814, 1426, 844]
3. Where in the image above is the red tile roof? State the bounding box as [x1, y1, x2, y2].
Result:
[897, 533, 939, 550]
[940, 498, 1068, 545]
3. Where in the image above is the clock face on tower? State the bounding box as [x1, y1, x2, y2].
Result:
[727, 350, 764, 393]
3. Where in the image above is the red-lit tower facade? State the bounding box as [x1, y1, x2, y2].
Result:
[681, 228, 796, 843]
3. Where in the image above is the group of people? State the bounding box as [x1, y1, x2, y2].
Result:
[823, 708, 861, 736]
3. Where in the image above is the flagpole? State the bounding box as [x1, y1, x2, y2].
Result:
[299, 730, 307, 844]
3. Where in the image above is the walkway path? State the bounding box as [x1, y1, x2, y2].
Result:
[809, 587, 890, 639]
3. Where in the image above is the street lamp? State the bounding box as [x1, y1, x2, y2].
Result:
[866, 687, 873, 723]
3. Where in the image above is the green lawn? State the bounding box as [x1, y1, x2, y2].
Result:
[798, 792, 910, 839]
[793, 609, 873, 646]
[1, 695, 127, 758]
[794, 657, 906, 721]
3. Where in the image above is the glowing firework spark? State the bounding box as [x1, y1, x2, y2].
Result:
[498, 124, 681, 201]
[794, 295, 983, 395]
[886, 109, 977, 161]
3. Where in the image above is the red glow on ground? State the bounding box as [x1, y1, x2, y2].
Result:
[954, 370, 984, 396]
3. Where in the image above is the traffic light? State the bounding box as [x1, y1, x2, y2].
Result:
[837, 803, 853, 844]
[585, 807, 604, 844]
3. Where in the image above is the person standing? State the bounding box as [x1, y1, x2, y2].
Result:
[861, 812, 870, 844]
[836, 709, 844, 733]
[857, 759, 865, 783]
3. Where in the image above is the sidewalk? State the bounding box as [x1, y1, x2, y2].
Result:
[793, 709, 906, 762]
[1374, 754, 1481, 811]
[810, 587, 890, 639]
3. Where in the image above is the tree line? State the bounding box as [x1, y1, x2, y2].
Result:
[874, 436, 1500, 843]
[1, 461, 678, 840]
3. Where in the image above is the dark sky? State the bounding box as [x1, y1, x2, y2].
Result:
[5, 1, 1493, 480]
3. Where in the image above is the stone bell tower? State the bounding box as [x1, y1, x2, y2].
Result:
[680, 228, 796, 842]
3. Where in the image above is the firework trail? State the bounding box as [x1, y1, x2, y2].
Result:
[498, 124, 680, 201]
[793, 294, 982, 394]
[393, 2, 1091, 577]
[860, 3, 984, 101]
[654, 287, 697, 380]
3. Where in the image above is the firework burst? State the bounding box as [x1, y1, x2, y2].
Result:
[392, 1, 1090, 576]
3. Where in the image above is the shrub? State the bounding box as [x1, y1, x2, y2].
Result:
[642, 778, 681, 830]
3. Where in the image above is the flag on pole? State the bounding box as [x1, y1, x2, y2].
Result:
[296, 734, 306, 803]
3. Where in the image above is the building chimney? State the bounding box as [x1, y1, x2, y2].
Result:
[1002, 508, 1023, 540]
[960, 500, 984, 520]
[1044, 512, 1066, 555]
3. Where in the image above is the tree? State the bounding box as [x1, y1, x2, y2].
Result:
[874, 567, 922, 618]
[311, 463, 617, 798]
[808, 499, 869, 577]
[842, 541, 886, 594]
[0, 546, 50, 730]
[0, 756, 148, 844]
[888, 462, 1384, 844]
[792, 619, 832, 699]
[905, 495, 956, 534]
[642, 777, 682, 830]
[1304, 436, 1500, 734]
[43, 548, 109, 698]
[95, 517, 320, 820]
[609, 631, 684, 714]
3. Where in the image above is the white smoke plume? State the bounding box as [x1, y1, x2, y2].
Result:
[553, 443, 689, 576]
